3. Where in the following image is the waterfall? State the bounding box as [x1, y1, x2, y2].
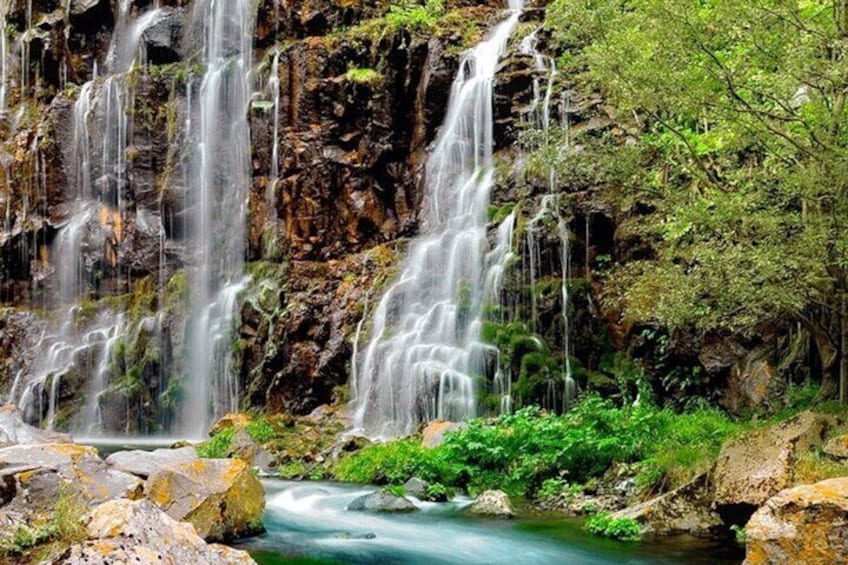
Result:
[518, 29, 576, 412]
[351, 3, 524, 438]
[8, 1, 165, 433]
[182, 0, 255, 436]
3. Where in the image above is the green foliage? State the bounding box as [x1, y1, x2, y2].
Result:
[246, 418, 275, 444]
[730, 525, 747, 547]
[0, 489, 86, 559]
[344, 67, 383, 86]
[425, 482, 449, 501]
[542, 0, 848, 390]
[537, 478, 566, 501]
[333, 395, 755, 498]
[197, 428, 235, 459]
[383, 484, 406, 497]
[383, 0, 445, 32]
[585, 513, 642, 542]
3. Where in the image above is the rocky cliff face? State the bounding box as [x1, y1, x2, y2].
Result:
[0, 0, 562, 432]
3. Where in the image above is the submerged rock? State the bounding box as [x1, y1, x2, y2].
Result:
[144, 458, 265, 541]
[611, 474, 722, 537]
[744, 477, 848, 565]
[0, 404, 73, 446]
[105, 446, 198, 479]
[348, 491, 417, 513]
[54, 499, 256, 564]
[467, 490, 514, 518]
[711, 411, 833, 515]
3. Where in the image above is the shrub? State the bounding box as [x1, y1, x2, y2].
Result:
[197, 428, 235, 459]
[585, 513, 642, 542]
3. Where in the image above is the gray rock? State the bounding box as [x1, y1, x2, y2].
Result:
[467, 490, 514, 518]
[0, 444, 142, 512]
[348, 491, 417, 513]
[0, 404, 73, 445]
[141, 8, 184, 64]
[69, 0, 105, 17]
[611, 474, 723, 537]
[105, 446, 198, 479]
[55, 499, 256, 564]
[404, 477, 430, 499]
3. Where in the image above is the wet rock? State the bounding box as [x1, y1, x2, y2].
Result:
[744, 477, 848, 565]
[404, 477, 430, 499]
[823, 434, 848, 460]
[55, 499, 256, 564]
[348, 491, 417, 513]
[0, 404, 73, 445]
[105, 446, 198, 479]
[144, 458, 265, 541]
[467, 490, 514, 518]
[611, 475, 723, 537]
[712, 411, 834, 518]
[141, 7, 183, 64]
[0, 444, 143, 512]
[421, 420, 465, 448]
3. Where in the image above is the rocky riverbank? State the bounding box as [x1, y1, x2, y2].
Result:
[0, 405, 264, 563]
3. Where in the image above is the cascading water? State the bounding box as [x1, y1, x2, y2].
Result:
[351, 2, 525, 438]
[8, 2, 166, 433]
[517, 29, 576, 412]
[182, 0, 255, 436]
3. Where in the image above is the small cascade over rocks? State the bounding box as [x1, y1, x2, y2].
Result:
[351, 1, 525, 438]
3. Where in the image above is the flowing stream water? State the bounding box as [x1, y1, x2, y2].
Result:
[352, 2, 525, 438]
[239, 481, 743, 565]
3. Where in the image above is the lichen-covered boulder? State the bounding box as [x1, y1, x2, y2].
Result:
[0, 404, 72, 446]
[105, 446, 198, 479]
[611, 475, 723, 537]
[209, 413, 252, 436]
[421, 420, 465, 448]
[144, 459, 264, 541]
[712, 411, 834, 509]
[744, 477, 848, 565]
[466, 490, 514, 518]
[53, 499, 256, 564]
[823, 434, 848, 461]
[348, 491, 417, 513]
[0, 444, 142, 512]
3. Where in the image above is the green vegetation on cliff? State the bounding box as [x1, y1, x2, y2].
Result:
[542, 0, 848, 400]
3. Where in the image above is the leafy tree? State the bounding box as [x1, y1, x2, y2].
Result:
[546, 0, 848, 400]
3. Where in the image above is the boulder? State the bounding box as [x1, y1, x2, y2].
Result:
[421, 420, 465, 448]
[823, 434, 848, 461]
[404, 477, 430, 499]
[0, 404, 73, 445]
[466, 490, 514, 518]
[611, 475, 723, 537]
[744, 477, 848, 565]
[0, 444, 142, 511]
[105, 446, 198, 479]
[712, 411, 834, 512]
[145, 459, 265, 541]
[227, 428, 275, 471]
[348, 491, 417, 513]
[141, 7, 184, 64]
[209, 413, 251, 436]
[54, 499, 256, 564]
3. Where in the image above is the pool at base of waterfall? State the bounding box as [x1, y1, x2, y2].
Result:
[237, 481, 743, 565]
